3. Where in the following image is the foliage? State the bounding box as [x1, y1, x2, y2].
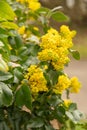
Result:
[0, 0, 86, 130]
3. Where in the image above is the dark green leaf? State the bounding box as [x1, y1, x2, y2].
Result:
[22, 56, 39, 68]
[0, 121, 10, 130]
[69, 103, 77, 111]
[55, 106, 65, 123]
[48, 70, 63, 85]
[13, 68, 23, 83]
[27, 117, 44, 128]
[45, 124, 55, 130]
[0, 82, 13, 106]
[48, 95, 62, 107]
[14, 35, 23, 48]
[15, 83, 32, 109]
[51, 11, 69, 22]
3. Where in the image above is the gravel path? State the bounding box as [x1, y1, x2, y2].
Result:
[64, 59, 87, 114]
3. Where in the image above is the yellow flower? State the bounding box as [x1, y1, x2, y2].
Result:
[60, 25, 76, 39]
[38, 46, 70, 70]
[38, 25, 76, 70]
[70, 77, 81, 93]
[28, 1, 41, 11]
[38, 49, 59, 62]
[44, 65, 48, 70]
[40, 28, 61, 49]
[53, 75, 70, 94]
[60, 25, 76, 49]
[51, 47, 70, 70]
[64, 99, 72, 107]
[18, 26, 25, 35]
[25, 65, 48, 94]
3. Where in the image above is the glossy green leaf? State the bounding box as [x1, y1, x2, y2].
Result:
[0, 82, 13, 106]
[0, 38, 11, 61]
[13, 68, 23, 83]
[66, 111, 75, 123]
[0, 1, 16, 21]
[51, 11, 69, 22]
[36, 7, 50, 14]
[15, 83, 32, 109]
[70, 49, 80, 60]
[66, 110, 82, 123]
[48, 95, 62, 107]
[27, 117, 44, 128]
[0, 71, 13, 81]
[14, 35, 23, 48]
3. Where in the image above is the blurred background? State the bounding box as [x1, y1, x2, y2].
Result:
[40, 0, 87, 114]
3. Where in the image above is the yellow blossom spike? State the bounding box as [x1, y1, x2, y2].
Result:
[25, 65, 48, 94]
[53, 75, 70, 94]
[70, 76, 81, 93]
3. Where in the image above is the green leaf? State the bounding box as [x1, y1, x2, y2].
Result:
[69, 103, 77, 111]
[0, 82, 13, 106]
[72, 110, 83, 122]
[51, 11, 69, 22]
[48, 70, 63, 85]
[66, 111, 75, 123]
[36, 7, 50, 14]
[70, 49, 80, 60]
[55, 106, 65, 123]
[45, 124, 55, 130]
[48, 95, 62, 107]
[66, 110, 83, 123]
[0, 121, 10, 130]
[13, 68, 23, 83]
[15, 83, 32, 110]
[0, 37, 11, 61]
[0, 1, 16, 21]
[0, 22, 18, 29]
[27, 117, 44, 128]
[0, 71, 13, 81]
[14, 35, 23, 48]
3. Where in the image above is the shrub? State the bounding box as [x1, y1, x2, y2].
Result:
[0, 0, 86, 130]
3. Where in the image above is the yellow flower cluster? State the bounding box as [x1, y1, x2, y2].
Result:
[53, 75, 71, 94]
[16, 0, 41, 11]
[70, 76, 81, 93]
[60, 25, 76, 49]
[38, 25, 76, 70]
[25, 65, 48, 94]
[53, 75, 81, 94]
[29, 0, 41, 11]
